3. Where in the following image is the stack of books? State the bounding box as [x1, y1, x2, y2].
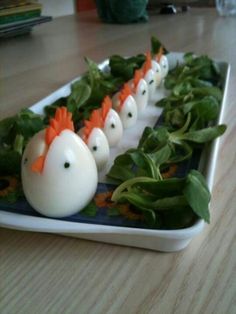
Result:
[0, 0, 52, 38]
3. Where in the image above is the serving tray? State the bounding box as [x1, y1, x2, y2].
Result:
[0, 53, 230, 252]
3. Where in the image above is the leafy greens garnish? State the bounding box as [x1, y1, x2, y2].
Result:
[107, 119, 226, 184]
[44, 57, 123, 125]
[155, 52, 223, 134]
[165, 53, 221, 89]
[109, 54, 146, 82]
[0, 109, 45, 175]
[107, 47, 226, 228]
[111, 170, 210, 227]
[151, 36, 168, 55]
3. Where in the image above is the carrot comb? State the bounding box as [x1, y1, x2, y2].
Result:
[156, 46, 164, 62]
[143, 51, 152, 75]
[101, 96, 112, 123]
[118, 83, 132, 112]
[45, 107, 74, 146]
[90, 109, 103, 128]
[133, 69, 143, 92]
[83, 109, 103, 143]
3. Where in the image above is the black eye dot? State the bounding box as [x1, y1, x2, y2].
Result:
[163, 65, 166, 68]
[128, 112, 133, 118]
[142, 90, 146, 95]
[149, 80, 154, 85]
[111, 123, 115, 128]
[92, 146, 97, 151]
[156, 69, 159, 72]
[24, 158, 28, 165]
[64, 162, 70, 168]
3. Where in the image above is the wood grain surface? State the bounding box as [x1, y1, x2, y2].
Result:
[0, 8, 236, 314]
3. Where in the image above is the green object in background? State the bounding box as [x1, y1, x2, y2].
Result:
[0, 10, 41, 25]
[95, 0, 148, 24]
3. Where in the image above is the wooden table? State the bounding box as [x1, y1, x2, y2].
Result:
[0, 8, 235, 314]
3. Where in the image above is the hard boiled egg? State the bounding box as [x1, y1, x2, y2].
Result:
[128, 69, 149, 114]
[100, 96, 123, 147]
[159, 55, 169, 79]
[79, 109, 110, 170]
[112, 84, 138, 129]
[143, 69, 157, 100]
[86, 127, 110, 171]
[22, 107, 98, 218]
[151, 60, 162, 87]
[142, 52, 157, 100]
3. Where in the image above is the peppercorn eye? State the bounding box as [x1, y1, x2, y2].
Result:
[64, 162, 70, 168]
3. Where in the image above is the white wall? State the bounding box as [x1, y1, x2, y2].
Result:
[40, 0, 75, 17]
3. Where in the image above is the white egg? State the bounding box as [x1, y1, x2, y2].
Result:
[87, 127, 110, 171]
[151, 60, 162, 87]
[159, 55, 169, 78]
[22, 129, 98, 218]
[128, 78, 149, 113]
[143, 69, 157, 100]
[103, 109, 123, 147]
[113, 93, 138, 129]
[119, 95, 138, 128]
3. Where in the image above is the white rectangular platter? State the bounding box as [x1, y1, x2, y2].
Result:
[0, 53, 230, 252]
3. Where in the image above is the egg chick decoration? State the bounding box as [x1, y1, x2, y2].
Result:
[155, 46, 169, 79]
[129, 69, 149, 114]
[100, 96, 123, 147]
[80, 109, 110, 171]
[151, 59, 162, 87]
[22, 107, 98, 218]
[142, 52, 157, 100]
[112, 83, 138, 129]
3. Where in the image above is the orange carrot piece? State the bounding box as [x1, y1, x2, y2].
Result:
[143, 51, 152, 75]
[31, 155, 45, 173]
[133, 69, 143, 92]
[50, 119, 60, 134]
[118, 83, 132, 112]
[90, 109, 103, 129]
[82, 109, 104, 143]
[45, 126, 57, 146]
[101, 96, 112, 122]
[45, 107, 74, 145]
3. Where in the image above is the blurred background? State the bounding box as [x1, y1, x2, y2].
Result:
[0, 0, 217, 38]
[40, 0, 215, 17]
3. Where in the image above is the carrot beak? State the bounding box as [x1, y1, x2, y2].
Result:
[31, 155, 45, 174]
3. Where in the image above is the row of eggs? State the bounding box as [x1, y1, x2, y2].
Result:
[21, 53, 169, 218]
[79, 53, 169, 170]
